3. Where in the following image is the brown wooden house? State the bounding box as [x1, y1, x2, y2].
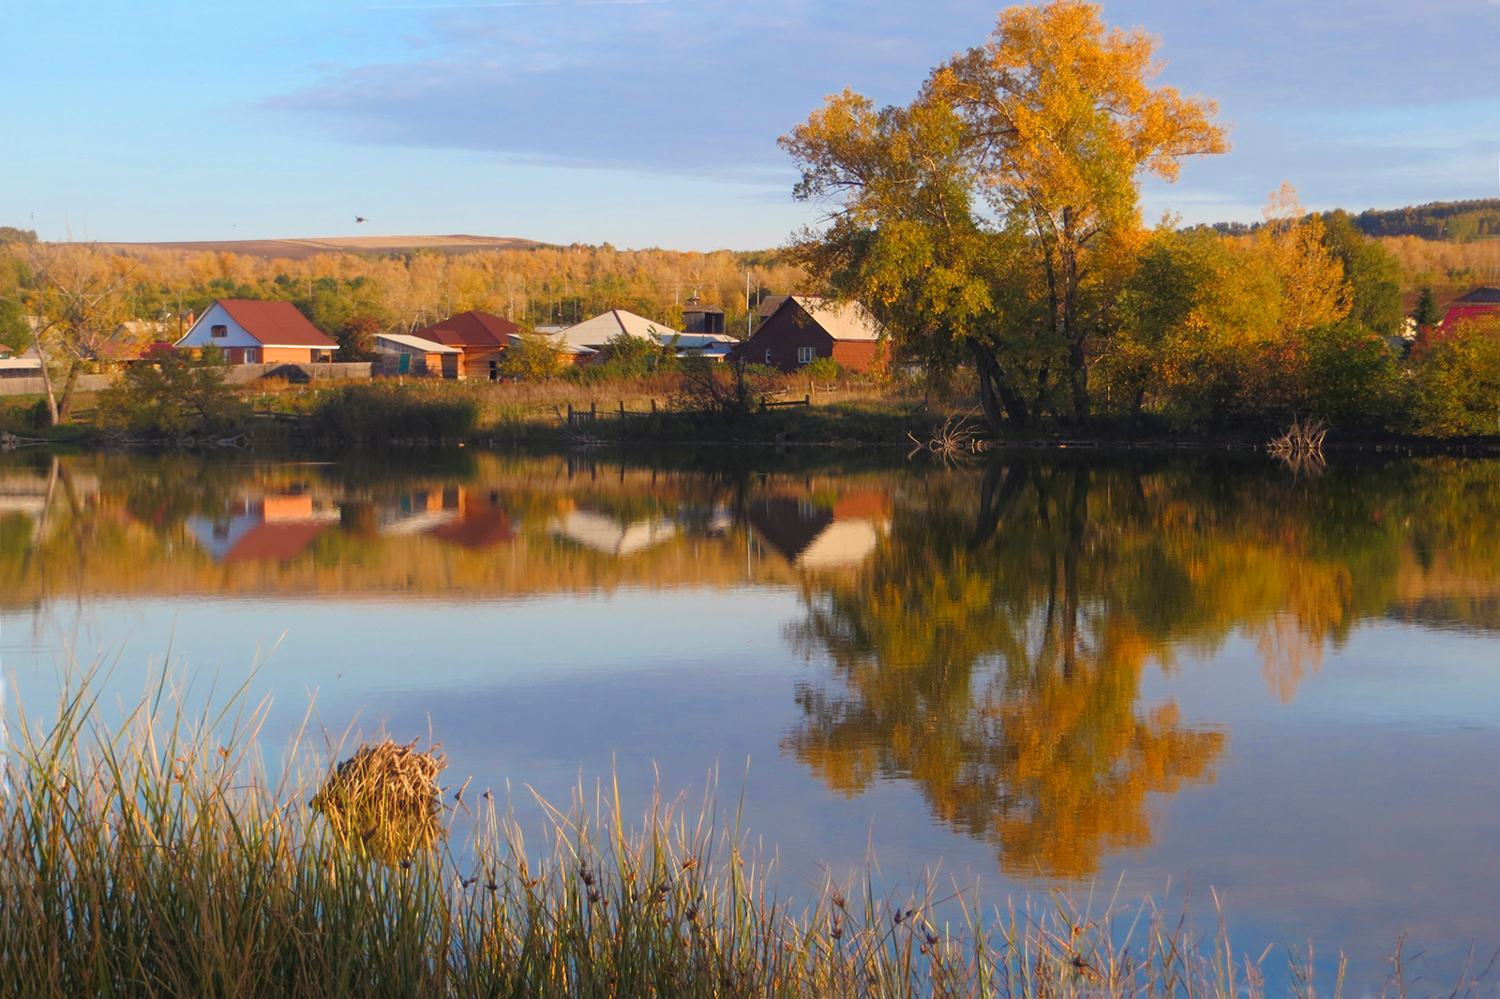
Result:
[731, 296, 884, 373]
[410, 310, 522, 380]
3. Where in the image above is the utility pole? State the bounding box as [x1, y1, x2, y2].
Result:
[745, 271, 751, 338]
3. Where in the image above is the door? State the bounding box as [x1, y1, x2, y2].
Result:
[398, 353, 411, 374]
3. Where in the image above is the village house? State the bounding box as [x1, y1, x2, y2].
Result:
[410, 310, 521, 380]
[731, 296, 884, 374]
[373, 332, 462, 378]
[174, 299, 338, 364]
[1441, 286, 1500, 326]
[554, 309, 679, 357]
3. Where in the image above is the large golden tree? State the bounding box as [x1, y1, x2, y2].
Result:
[785, 1, 1228, 426]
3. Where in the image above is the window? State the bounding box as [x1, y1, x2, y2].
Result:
[797, 346, 815, 364]
[210, 325, 228, 339]
[489, 360, 499, 382]
[765, 349, 773, 364]
[244, 348, 258, 363]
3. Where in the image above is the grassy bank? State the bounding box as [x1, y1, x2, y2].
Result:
[0, 672, 1455, 999]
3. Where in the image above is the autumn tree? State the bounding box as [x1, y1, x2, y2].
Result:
[1322, 209, 1403, 335]
[783, 92, 1028, 418]
[929, 2, 1228, 419]
[24, 243, 142, 423]
[334, 316, 382, 361]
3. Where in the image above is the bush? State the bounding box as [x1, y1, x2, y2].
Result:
[675, 357, 778, 417]
[1409, 317, 1500, 436]
[497, 331, 562, 381]
[805, 356, 841, 382]
[1302, 322, 1407, 431]
[97, 345, 249, 437]
[309, 383, 479, 444]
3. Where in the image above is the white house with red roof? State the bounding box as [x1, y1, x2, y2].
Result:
[175, 299, 338, 364]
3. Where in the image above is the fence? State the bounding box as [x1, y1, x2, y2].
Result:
[0, 374, 115, 397]
[566, 399, 663, 425]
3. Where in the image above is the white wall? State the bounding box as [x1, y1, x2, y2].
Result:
[174, 302, 261, 349]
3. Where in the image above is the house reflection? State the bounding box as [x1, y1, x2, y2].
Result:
[186, 493, 338, 563]
[746, 491, 890, 570]
[552, 507, 677, 556]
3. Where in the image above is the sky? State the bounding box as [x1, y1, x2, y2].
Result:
[4, 0, 1500, 250]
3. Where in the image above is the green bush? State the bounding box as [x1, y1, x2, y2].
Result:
[1302, 322, 1407, 431]
[309, 383, 479, 444]
[497, 331, 562, 381]
[1409, 317, 1500, 436]
[97, 346, 249, 437]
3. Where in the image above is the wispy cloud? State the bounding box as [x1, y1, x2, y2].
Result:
[262, 0, 1500, 215]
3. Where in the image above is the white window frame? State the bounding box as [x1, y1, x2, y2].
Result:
[797, 346, 815, 364]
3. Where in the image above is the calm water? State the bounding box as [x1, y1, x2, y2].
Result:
[3, 448, 1499, 988]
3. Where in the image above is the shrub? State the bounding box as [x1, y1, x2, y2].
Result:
[309, 382, 479, 444]
[675, 357, 778, 417]
[1409, 316, 1500, 436]
[498, 331, 562, 381]
[97, 345, 249, 437]
[805, 356, 841, 382]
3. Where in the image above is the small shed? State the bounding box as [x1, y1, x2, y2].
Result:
[374, 333, 463, 378]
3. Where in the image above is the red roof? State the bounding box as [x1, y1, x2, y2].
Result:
[222, 522, 329, 562]
[411, 311, 520, 350]
[217, 300, 338, 349]
[1441, 304, 1498, 327]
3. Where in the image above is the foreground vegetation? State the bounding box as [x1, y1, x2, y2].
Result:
[4, 672, 1482, 999]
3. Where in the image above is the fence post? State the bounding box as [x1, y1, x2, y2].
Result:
[619, 400, 625, 418]
[805, 394, 811, 406]
[651, 398, 657, 414]
[568, 403, 574, 424]
[590, 402, 597, 420]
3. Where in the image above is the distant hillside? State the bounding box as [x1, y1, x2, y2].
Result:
[95, 234, 544, 260]
[1350, 200, 1500, 241]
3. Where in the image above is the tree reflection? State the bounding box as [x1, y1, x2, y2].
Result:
[783, 460, 1232, 880]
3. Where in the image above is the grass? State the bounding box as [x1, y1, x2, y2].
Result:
[6, 670, 1491, 999]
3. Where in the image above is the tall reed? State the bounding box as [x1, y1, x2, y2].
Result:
[0, 671, 1485, 999]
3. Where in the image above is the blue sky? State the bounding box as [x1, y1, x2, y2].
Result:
[5, 0, 1499, 249]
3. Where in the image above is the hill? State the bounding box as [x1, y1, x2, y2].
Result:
[93, 234, 544, 260]
[1350, 199, 1500, 242]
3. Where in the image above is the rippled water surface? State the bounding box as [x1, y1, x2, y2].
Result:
[3, 448, 1498, 987]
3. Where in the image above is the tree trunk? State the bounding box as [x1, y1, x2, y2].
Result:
[56, 359, 84, 423]
[30, 331, 60, 426]
[967, 337, 1029, 430]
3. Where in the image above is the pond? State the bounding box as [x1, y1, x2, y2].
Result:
[2, 447, 1498, 990]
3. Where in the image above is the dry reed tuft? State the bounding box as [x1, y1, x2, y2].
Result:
[310, 738, 447, 864]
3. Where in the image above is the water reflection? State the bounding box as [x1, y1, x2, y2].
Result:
[3, 450, 1500, 886]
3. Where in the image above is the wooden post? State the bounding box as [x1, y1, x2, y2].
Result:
[619, 399, 625, 418]
[651, 398, 657, 414]
[804, 394, 811, 406]
[590, 401, 596, 420]
[567, 403, 574, 424]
